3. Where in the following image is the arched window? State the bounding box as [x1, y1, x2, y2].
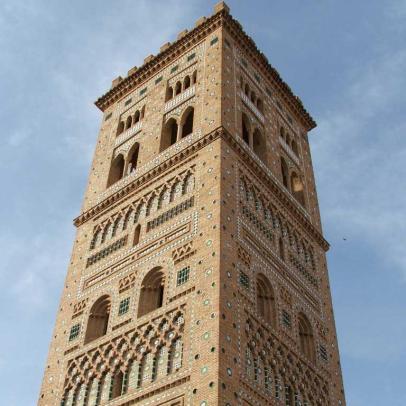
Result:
[298, 313, 315, 362]
[133, 110, 140, 123]
[109, 370, 125, 399]
[180, 107, 194, 138]
[141, 105, 146, 119]
[133, 224, 141, 246]
[244, 83, 250, 96]
[286, 132, 291, 146]
[252, 128, 267, 163]
[165, 86, 173, 102]
[175, 81, 182, 95]
[84, 295, 111, 344]
[290, 172, 305, 206]
[242, 113, 250, 145]
[251, 91, 256, 104]
[107, 154, 125, 188]
[280, 156, 289, 188]
[279, 127, 285, 140]
[138, 267, 165, 317]
[256, 274, 276, 326]
[183, 75, 191, 90]
[192, 70, 197, 84]
[160, 118, 178, 152]
[125, 115, 132, 130]
[291, 139, 299, 156]
[127, 143, 140, 174]
[257, 98, 263, 113]
[116, 121, 125, 136]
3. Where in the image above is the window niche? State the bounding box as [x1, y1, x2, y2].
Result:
[180, 107, 194, 138]
[256, 274, 276, 327]
[84, 295, 111, 344]
[138, 267, 165, 317]
[107, 155, 125, 188]
[160, 118, 178, 152]
[298, 313, 315, 362]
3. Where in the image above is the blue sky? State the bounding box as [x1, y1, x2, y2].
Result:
[0, 0, 405, 404]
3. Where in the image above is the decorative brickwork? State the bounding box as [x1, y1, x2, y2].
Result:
[39, 3, 345, 406]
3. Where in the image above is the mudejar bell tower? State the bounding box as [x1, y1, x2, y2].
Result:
[39, 3, 346, 405]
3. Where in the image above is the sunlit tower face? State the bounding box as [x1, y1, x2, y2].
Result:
[39, 3, 345, 406]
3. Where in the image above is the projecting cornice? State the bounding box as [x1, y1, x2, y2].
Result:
[74, 126, 328, 251]
[95, 3, 316, 131]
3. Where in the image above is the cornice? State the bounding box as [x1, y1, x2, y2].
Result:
[222, 14, 316, 131]
[73, 128, 222, 227]
[74, 126, 328, 252]
[95, 7, 316, 131]
[94, 12, 223, 112]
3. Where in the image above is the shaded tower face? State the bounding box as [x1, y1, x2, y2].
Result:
[39, 2, 345, 406]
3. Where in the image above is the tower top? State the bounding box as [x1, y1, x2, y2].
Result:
[213, 1, 230, 14]
[95, 1, 315, 130]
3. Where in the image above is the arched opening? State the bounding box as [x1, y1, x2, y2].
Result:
[240, 76, 244, 90]
[257, 98, 263, 113]
[286, 132, 291, 146]
[180, 107, 194, 138]
[84, 295, 111, 344]
[183, 75, 191, 90]
[125, 115, 132, 130]
[278, 236, 285, 260]
[290, 172, 305, 206]
[165, 86, 173, 102]
[251, 91, 256, 104]
[107, 155, 125, 188]
[116, 121, 125, 136]
[160, 118, 178, 152]
[134, 110, 140, 123]
[138, 267, 165, 317]
[298, 313, 315, 362]
[127, 143, 140, 175]
[110, 370, 125, 399]
[141, 105, 146, 119]
[256, 274, 276, 326]
[291, 139, 299, 156]
[280, 156, 289, 188]
[133, 224, 141, 246]
[242, 113, 250, 145]
[279, 127, 285, 140]
[252, 128, 267, 163]
[175, 81, 182, 95]
[244, 84, 250, 96]
[192, 70, 197, 84]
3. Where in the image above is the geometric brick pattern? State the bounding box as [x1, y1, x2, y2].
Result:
[39, 3, 345, 406]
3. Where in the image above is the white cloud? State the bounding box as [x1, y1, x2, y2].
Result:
[312, 43, 406, 279]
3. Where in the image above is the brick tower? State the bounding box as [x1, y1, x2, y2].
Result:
[39, 3, 346, 405]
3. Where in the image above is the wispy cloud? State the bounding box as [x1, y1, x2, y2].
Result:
[313, 45, 406, 278]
